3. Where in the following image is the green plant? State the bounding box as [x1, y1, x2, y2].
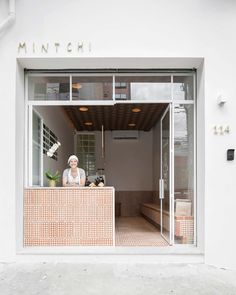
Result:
[45, 170, 60, 183]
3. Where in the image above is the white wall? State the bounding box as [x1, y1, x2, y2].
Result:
[34, 106, 74, 186]
[15, 63, 25, 259]
[95, 131, 153, 191]
[0, 0, 236, 268]
[196, 61, 205, 254]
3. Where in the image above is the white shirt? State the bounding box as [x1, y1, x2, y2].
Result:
[63, 168, 86, 185]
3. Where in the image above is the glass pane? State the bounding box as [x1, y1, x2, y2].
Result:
[162, 109, 170, 241]
[174, 104, 194, 244]
[173, 75, 194, 100]
[32, 111, 41, 186]
[72, 76, 113, 100]
[28, 76, 70, 100]
[115, 76, 171, 101]
[32, 144, 41, 186]
[33, 112, 41, 143]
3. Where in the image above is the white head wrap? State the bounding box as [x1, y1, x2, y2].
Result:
[68, 155, 79, 164]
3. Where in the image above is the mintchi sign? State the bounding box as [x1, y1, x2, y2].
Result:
[18, 41, 92, 54]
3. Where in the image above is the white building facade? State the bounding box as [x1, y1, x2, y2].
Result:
[0, 0, 236, 269]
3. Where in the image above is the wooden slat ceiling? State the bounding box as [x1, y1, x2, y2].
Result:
[62, 103, 168, 131]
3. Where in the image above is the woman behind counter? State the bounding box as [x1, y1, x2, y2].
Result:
[62, 155, 86, 187]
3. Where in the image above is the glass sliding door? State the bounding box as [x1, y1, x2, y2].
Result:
[159, 105, 173, 244]
[174, 104, 194, 244]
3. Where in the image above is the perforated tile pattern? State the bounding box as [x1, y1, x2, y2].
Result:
[141, 203, 194, 244]
[24, 188, 114, 246]
[115, 217, 168, 247]
[175, 216, 194, 244]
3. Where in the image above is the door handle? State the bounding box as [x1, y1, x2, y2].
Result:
[159, 179, 164, 199]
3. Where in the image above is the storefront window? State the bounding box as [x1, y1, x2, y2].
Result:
[72, 76, 113, 100]
[25, 70, 197, 248]
[115, 76, 172, 101]
[28, 76, 70, 100]
[174, 104, 194, 244]
[27, 74, 194, 102]
[173, 75, 194, 100]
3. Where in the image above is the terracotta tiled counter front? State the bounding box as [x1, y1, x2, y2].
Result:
[24, 187, 115, 247]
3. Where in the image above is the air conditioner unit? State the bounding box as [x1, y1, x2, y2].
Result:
[112, 130, 139, 140]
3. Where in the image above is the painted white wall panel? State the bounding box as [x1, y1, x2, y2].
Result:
[0, 0, 235, 268]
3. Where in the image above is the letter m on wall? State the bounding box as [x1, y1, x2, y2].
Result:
[18, 42, 27, 53]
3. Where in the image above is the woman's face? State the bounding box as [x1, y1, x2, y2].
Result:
[69, 159, 78, 169]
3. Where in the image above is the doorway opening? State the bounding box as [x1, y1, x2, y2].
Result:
[29, 101, 194, 247]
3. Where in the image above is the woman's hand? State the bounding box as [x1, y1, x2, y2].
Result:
[64, 182, 78, 187]
[69, 182, 78, 187]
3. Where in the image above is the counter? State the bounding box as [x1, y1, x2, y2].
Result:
[24, 187, 115, 246]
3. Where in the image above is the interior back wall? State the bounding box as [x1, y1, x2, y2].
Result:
[96, 130, 154, 216]
[96, 130, 153, 191]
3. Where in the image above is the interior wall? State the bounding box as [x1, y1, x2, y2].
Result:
[95, 130, 153, 191]
[34, 106, 74, 186]
[95, 130, 154, 216]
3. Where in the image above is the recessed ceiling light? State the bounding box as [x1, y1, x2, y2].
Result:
[128, 123, 136, 127]
[132, 108, 141, 113]
[79, 107, 88, 112]
[84, 122, 93, 126]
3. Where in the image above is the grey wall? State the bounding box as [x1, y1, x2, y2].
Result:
[34, 106, 74, 186]
[93, 129, 155, 216]
[115, 191, 154, 217]
[95, 130, 153, 191]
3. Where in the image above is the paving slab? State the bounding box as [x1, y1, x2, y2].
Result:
[0, 263, 236, 295]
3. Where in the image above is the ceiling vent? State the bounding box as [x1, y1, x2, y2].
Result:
[112, 130, 139, 140]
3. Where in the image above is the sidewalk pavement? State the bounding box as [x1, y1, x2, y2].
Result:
[0, 263, 236, 295]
